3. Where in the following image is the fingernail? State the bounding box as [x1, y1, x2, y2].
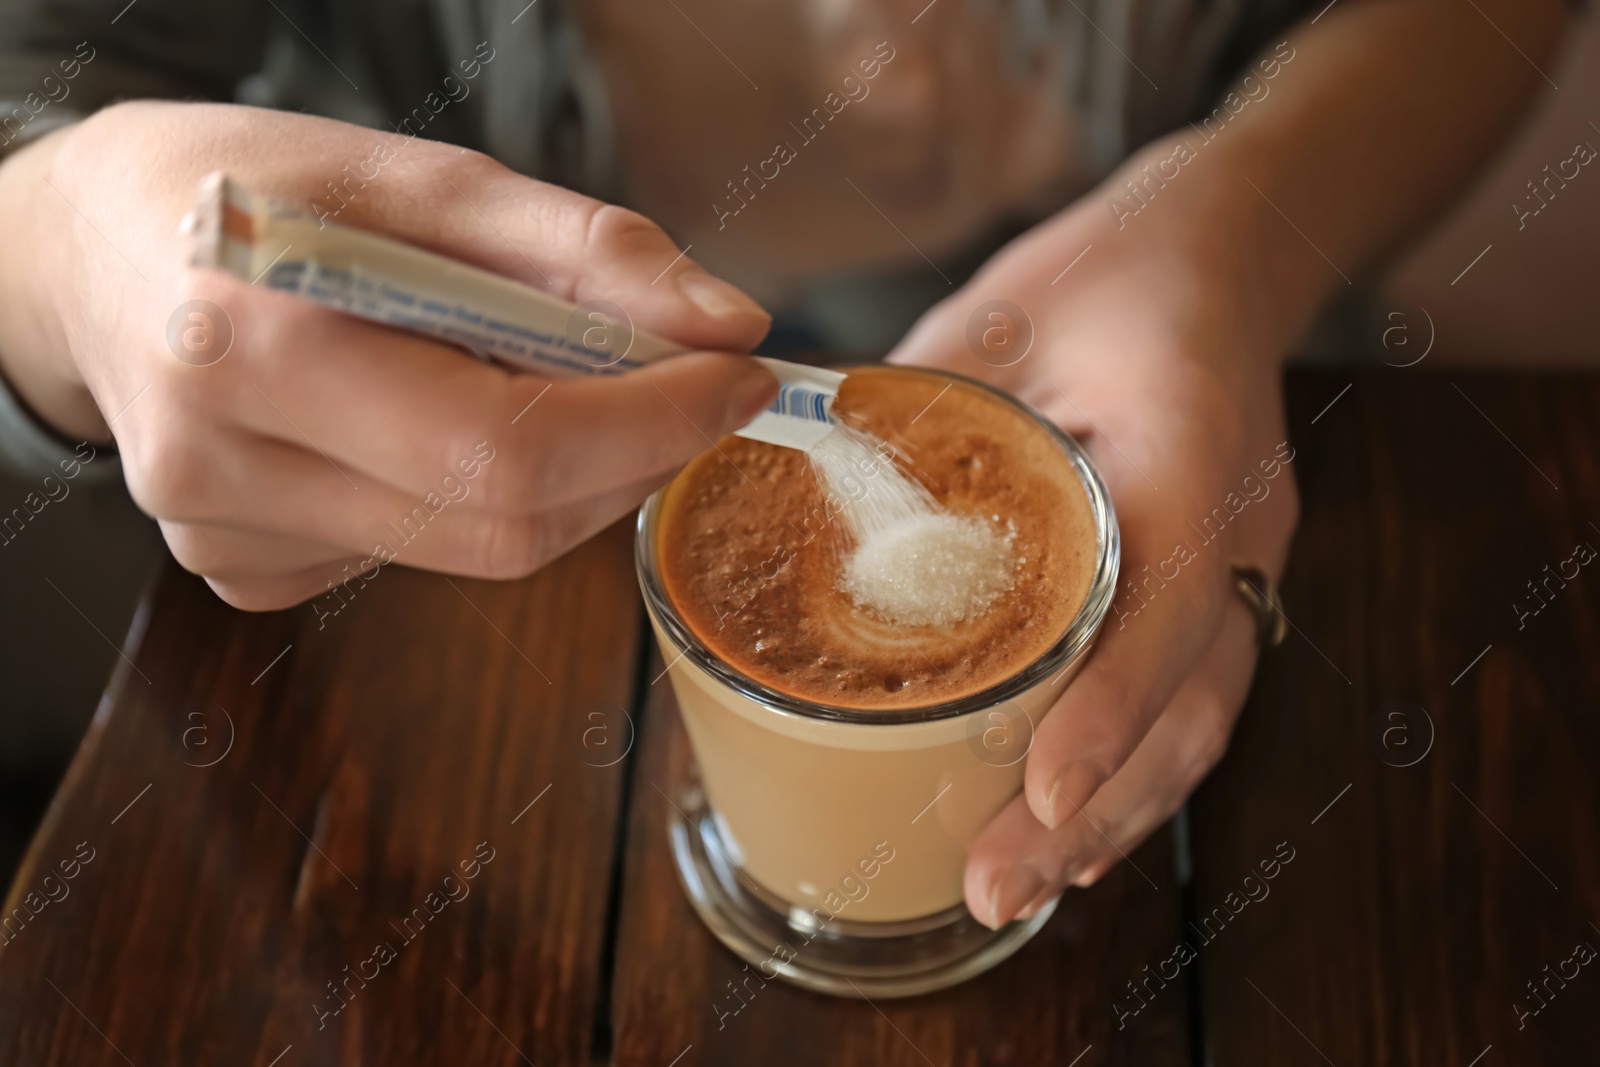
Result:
[988, 866, 1046, 928]
[1015, 884, 1059, 921]
[721, 366, 778, 432]
[1073, 861, 1112, 888]
[678, 270, 767, 322]
[1044, 761, 1102, 830]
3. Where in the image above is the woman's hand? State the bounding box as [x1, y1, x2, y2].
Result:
[887, 0, 1567, 926]
[888, 166, 1301, 926]
[0, 101, 776, 609]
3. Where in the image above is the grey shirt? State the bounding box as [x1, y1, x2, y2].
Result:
[0, 0, 1314, 474]
[0, 0, 1313, 200]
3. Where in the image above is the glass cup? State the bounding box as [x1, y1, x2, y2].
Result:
[635, 367, 1119, 998]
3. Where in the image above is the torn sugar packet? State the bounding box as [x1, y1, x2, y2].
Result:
[735, 359, 845, 452]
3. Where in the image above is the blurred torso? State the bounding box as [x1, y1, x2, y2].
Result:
[581, 0, 1092, 305]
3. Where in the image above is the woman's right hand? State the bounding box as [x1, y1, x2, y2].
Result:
[0, 100, 775, 609]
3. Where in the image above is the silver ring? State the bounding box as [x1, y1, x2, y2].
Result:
[1231, 563, 1287, 648]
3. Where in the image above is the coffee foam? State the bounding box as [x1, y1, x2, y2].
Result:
[657, 367, 1097, 710]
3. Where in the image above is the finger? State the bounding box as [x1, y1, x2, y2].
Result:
[184, 472, 673, 611]
[175, 105, 770, 350]
[1000, 475, 1296, 918]
[204, 557, 370, 614]
[968, 600, 1259, 927]
[1014, 348, 1271, 829]
[373, 150, 773, 353]
[1021, 471, 1236, 831]
[159, 519, 352, 582]
[201, 275, 776, 513]
[144, 427, 672, 589]
[123, 425, 478, 551]
[207, 468, 662, 611]
[421, 161, 774, 352]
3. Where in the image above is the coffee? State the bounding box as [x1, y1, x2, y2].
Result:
[657, 366, 1098, 709]
[638, 365, 1116, 993]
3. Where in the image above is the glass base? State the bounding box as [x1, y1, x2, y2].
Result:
[666, 774, 1058, 999]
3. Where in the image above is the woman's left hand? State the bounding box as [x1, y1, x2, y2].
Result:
[888, 177, 1301, 926]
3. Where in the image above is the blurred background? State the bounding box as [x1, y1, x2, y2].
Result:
[1, 8, 1595, 885]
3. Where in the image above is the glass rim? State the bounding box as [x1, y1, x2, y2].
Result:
[635, 365, 1121, 727]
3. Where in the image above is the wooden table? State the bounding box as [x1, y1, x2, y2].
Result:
[2, 368, 1597, 1066]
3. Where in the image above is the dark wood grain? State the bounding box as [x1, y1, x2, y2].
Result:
[0, 521, 642, 1067]
[7, 369, 1598, 1067]
[1189, 369, 1600, 1066]
[607, 653, 1190, 1067]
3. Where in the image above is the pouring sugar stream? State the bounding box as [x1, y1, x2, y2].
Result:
[807, 421, 1016, 628]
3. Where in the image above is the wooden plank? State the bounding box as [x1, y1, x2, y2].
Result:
[608, 652, 1190, 1067]
[1189, 370, 1600, 1066]
[0, 521, 642, 1066]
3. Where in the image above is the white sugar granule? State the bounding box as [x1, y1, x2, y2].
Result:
[841, 511, 1015, 627]
[807, 424, 1014, 627]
